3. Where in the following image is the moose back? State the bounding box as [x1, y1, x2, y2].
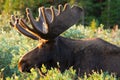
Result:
[10, 3, 120, 76]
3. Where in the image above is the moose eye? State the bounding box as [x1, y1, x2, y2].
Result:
[42, 44, 47, 48]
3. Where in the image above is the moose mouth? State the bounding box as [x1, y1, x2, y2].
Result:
[21, 66, 31, 73]
[18, 61, 43, 73]
[18, 62, 34, 72]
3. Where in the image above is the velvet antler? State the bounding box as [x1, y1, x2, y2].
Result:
[10, 3, 82, 40]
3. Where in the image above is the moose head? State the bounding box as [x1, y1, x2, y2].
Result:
[10, 3, 82, 72]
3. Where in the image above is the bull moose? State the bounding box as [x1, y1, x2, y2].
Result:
[10, 3, 120, 76]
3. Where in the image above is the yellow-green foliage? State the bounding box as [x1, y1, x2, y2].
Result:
[90, 19, 97, 30]
[5, 67, 118, 80]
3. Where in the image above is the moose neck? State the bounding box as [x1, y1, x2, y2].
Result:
[52, 36, 75, 71]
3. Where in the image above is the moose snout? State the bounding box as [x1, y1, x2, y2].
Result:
[18, 60, 31, 73]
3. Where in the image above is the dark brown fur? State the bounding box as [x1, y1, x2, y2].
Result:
[18, 36, 120, 76]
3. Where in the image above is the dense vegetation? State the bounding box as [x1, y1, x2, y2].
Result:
[0, 0, 120, 80]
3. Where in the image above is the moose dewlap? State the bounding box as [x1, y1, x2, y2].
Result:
[10, 3, 120, 76]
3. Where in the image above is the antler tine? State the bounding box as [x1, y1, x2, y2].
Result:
[10, 15, 17, 27]
[50, 6, 56, 22]
[10, 15, 39, 40]
[19, 19, 34, 32]
[63, 3, 71, 12]
[16, 23, 39, 40]
[11, 15, 15, 22]
[58, 4, 63, 15]
[40, 7, 49, 33]
[19, 19, 43, 40]
[10, 15, 18, 27]
[26, 8, 45, 34]
[44, 8, 52, 22]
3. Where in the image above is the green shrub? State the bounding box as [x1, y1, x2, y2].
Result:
[5, 66, 118, 80]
